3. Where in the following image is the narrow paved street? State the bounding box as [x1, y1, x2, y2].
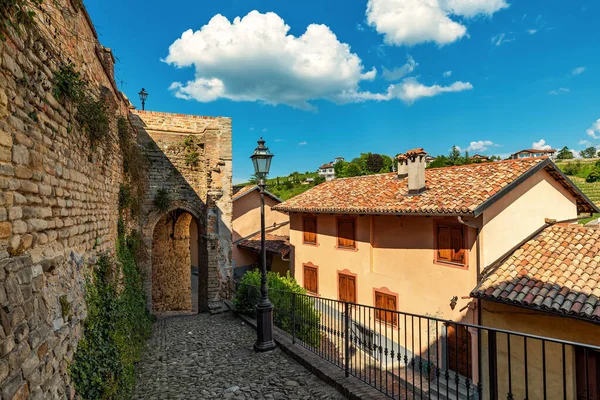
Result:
[133, 312, 346, 399]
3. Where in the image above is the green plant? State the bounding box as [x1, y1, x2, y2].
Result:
[76, 97, 110, 148]
[118, 184, 131, 212]
[153, 188, 170, 212]
[53, 63, 85, 102]
[0, 0, 43, 41]
[184, 151, 199, 167]
[587, 169, 600, 183]
[59, 295, 71, 321]
[234, 270, 321, 347]
[69, 233, 152, 400]
[183, 135, 195, 147]
[27, 110, 38, 122]
[562, 160, 583, 176]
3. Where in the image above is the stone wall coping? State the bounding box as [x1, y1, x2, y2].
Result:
[131, 109, 230, 120]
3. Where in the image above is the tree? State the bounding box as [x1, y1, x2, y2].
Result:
[449, 145, 462, 165]
[313, 176, 326, 185]
[366, 153, 384, 173]
[345, 162, 362, 177]
[556, 146, 574, 160]
[463, 150, 471, 165]
[580, 146, 597, 159]
[334, 160, 349, 177]
[427, 155, 451, 169]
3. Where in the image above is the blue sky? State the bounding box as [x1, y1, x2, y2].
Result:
[85, 0, 599, 183]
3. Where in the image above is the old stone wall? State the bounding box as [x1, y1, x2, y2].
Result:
[0, 2, 131, 399]
[130, 110, 232, 312]
[151, 212, 193, 312]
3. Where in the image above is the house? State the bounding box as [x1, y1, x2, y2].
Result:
[510, 148, 556, 159]
[273, 148, 597, 387]
[318, 157, 345, 181]
[471, 154, 490, 162]
[232, 185, 290, 277]
[302, 177, 315, 185]
[424, 155, 436, 164]
[471, 223, 600, 399]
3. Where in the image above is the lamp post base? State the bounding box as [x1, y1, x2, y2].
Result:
[254, 302, 276, 352]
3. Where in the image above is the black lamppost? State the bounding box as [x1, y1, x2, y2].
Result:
[138, 88, 148, 111]
[250, 138, 276, 352]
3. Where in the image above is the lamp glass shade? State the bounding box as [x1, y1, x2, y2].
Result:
[250, 138, 274, 177]
[138, 88, 148, 101]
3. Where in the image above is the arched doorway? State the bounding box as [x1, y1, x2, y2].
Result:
[151, 209, 203, 312]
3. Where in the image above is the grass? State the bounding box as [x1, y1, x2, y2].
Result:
[567, 176, 600, 224]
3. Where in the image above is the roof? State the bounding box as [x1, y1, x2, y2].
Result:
[471, 224, 600, 323]
[274, 158, 598, 216]
[232, 185, 282, 203]
[472, 154, 489, 159]
[319, 163, 334, 170]
[237, 233, 291, 257]
[511, 148, 557, 156]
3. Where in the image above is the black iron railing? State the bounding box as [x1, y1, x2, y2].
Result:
[237, 285, 600, 400]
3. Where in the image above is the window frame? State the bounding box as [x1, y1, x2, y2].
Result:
[337, 270, 357, 303]
[302, 214, 318, 246]
[302, 263, 319, 295]
[336, 215, 358, 250]
[373, 288, 398, 327]
[433, 221, 469, 269]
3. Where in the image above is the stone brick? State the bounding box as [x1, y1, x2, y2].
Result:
[14, 165, 32, 179]
[11, 220, 26, 235]
[1, 373, 23, 399]
[11, 144, 29, 165]
[8, 207, 22, 220]
[0, 221, 11, 238]
[0, 359, 8, 384]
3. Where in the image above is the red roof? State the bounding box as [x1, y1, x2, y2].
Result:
[472, 224, 600, 322]
[319, 163, 334, 170]
[511, 148, 557, 156]
[237, 233, 290, 257]
[274, 158, 597, 216]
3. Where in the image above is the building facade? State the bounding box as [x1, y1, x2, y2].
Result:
[510, 148, 557, 159]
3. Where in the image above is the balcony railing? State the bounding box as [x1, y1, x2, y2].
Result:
[237, 284, 600, 400]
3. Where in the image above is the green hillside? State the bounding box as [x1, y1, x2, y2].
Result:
[555, 160, 600, 224]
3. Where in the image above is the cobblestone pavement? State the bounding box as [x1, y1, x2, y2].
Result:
[133, 312, 346, 399]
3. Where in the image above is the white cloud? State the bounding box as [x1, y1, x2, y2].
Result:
[464, 140, 499, 152]
[164, 11, 377, 110]
[571, 66, 586, 76]
[548, 87, 569, 95]
[586, 119, 600, 139]
[250, 127, 255, 130]
[382, 56, 418, 81]
[527, 29, 538, 35]
[532, 139, 552, 150]
[491, 32, 514, 46]
[442, 70, 452, 77]
[298, 141, 308, 145]
[580, 139, 591, 145]
[366, 0, 508, 47]
[356, 23, 365, 31]
[343, 77, 473, 104]
[262, 128, 268, 132]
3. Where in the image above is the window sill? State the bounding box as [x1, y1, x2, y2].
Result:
[335, 246, 358, 252]
[303, 242, 319, 247]
[434, 260, 468, 269]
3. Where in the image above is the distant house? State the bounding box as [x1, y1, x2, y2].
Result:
[318, 157, 345, 181]
[232, 186, 290, 278]
[471, 154, 490, 161]
[510, 149, 556, 159]
[302, 177, 315, 185]
[424, 155, 436, 164]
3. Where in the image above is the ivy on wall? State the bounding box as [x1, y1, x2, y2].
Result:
[69, 232, 152, 399]
[0, 0, 42, 41]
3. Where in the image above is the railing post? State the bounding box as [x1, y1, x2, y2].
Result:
[292, 292, 297, 344]
[488, 330, 498, 400]
[344, 301, 350, 378]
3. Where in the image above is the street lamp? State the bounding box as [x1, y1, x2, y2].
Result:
[250, 137, 276, 352]
[138, 88, 148, 111]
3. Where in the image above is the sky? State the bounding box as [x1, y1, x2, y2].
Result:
[84, 0, 600, 184]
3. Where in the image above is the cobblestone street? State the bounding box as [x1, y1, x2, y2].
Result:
[133, 312, 346, 399]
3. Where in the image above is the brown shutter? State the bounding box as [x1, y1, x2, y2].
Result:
[339, 274, 356, 303]
[338, 218, 356, 248]
[451, 227, 465, 264]
[387, 295, 397, 326]
[303, 217, 316, 244]
[375, 292, 384, 322]
[437, 226, 452, 261]
[375, 291, 398, 325]
[303, 265, 318, 293]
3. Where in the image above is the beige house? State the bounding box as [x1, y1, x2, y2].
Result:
[274, 149, 597, 390]
[232, 185, 290, 277]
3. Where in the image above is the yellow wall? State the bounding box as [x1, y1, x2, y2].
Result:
[480, 301, 600, 400]
[481, 169, 578, 268]
[232, 190, 289, 268]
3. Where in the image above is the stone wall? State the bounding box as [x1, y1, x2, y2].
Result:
[151, 212, 193, 312]
[0, 2, 131, 399]
[131, 110, 232, 312]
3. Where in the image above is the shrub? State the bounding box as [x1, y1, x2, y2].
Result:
[69, 238, 152, 399]
[76, 97, 110, 148]
[562, 160, 583, 176]
[587, 169, 600, 183]
[234, 270, 321, 347]
[184, 151, 199, 167]
[153, 188, 170, 212]
[53, 63, 85, 102]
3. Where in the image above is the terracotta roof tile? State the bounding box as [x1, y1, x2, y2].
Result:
[237, 233, 290, 257]
[274, 158, 597, 215]
[472, 225, 600, 323]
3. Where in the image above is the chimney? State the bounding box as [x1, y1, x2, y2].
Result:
[396, 154, 408, 178]
[406, 148, 427, 195]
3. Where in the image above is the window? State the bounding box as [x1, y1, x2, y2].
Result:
[303, 264, 318, 294]
[338, 273, 356, 303]
[337, 217, 356, 249]
[436, 223, 466, 266]
[303, 216, 317, 245]
[375, 291, 398, 326]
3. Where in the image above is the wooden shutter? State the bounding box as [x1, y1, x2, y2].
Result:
[339, 274, 356, 303]
[303, 217, 316, 244]
[375, 291, 397, 325]
[437, 226, 452, 262]
[577, 348, 600, 400]
[451, 227, 465, 264]
[303, 265, 318, 294]
[338, 218, 356, 248]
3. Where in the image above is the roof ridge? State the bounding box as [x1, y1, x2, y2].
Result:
[426, 157, 545, 171]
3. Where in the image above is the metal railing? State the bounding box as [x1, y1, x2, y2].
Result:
[237, 285, 600, 400]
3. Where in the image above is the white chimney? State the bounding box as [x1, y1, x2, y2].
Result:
[406, 148, 427, 195]
[397, 155, 408, 178]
